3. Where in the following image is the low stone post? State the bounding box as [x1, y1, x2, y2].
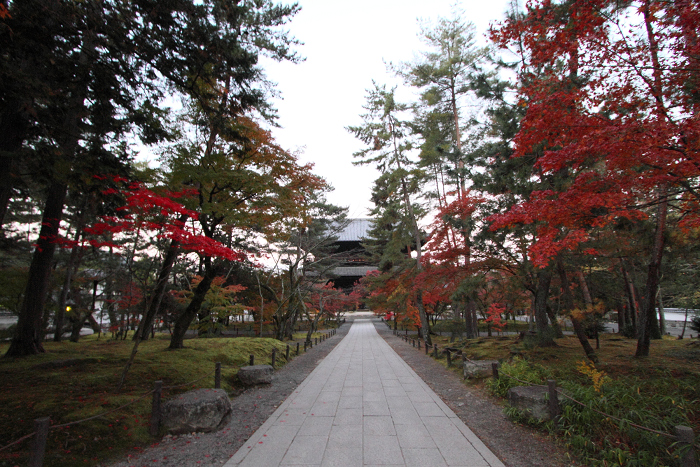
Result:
[492, 362, 499, 380]
[286, 344, 290, 361]
[28, 417, 50, 467]
[433, 344, 439, 358]
[296, 342, 300, 355]
[271, 348, 277, 367]
[150, 380, 163, 436]
[425, 343, 429, 355]
[675, 426, 696, 467]
[446, 350, 452, 367]
[215, 362, 221, 389]
[547, 380, 560, 422]
[249, 355, 255, 366]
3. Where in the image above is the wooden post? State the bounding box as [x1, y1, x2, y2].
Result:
[675, 426, 696, 467]
[418, 340, 421, 349]
[296, 342, 300, 355]
[547, 380, 560, 422]
[315, 337, 318, 346]
[28, 417, 50, 467]
[446, 350, 452, 367]
[433, 344, 439, 358]
[425, 343, 429, 355]
[249, 354, 255, 366]
[215, 362, 221, 389]
[286, 344, 290, 361]
[304, 341, 307, 351]
[492, 362, 499, 380]
[271, 348, 277, 367]
[150, 380, 163, 436]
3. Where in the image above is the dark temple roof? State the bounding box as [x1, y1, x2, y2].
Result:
[337, 218, 373, 242]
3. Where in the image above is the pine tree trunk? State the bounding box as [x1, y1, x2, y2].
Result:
[534, 268, 555, 346]
[5, 181, 67, 357]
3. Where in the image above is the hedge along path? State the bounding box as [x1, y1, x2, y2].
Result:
[388, 321, 700, 462]
[1, 328, 341, 465]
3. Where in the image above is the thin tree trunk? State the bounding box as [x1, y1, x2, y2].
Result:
[55, 204, 88, 342]
[636, 0, 668, 356]
[657, 287, 666, 336]
[557, 259, 597, 362]
[680, 308, 688, 339]
[620, 261, 639, 329]
[636, 186, 668, 356]
[169, 261, 217, 350]
[135, 236, 182, 341]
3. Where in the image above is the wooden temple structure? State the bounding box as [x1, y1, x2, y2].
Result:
[329, 218, 377, 292]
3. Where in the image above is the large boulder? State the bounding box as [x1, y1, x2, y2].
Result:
[463, 360, 499, 379]
[161, 388, 231, 434]
[507, 385, 557, 420]
[237, 364, 274, 386]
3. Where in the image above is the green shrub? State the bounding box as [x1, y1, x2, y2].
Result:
[485, 358, 551, 398]
[689, 315, 700, 335]
[556, 376, 696, 466]
[488, 359, 699, 466]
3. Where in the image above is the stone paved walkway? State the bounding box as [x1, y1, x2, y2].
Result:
[225, 319, 505, 467]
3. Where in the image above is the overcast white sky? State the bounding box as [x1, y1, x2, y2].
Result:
[261, 0, 513, 219]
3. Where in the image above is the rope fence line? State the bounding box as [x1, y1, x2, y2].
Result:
[0, 326, 342, 465]
[389, 323, 699, 460]
[0, 432, 36, 454]
[51, 389, 156, 430]
[161, 370, 217, 391]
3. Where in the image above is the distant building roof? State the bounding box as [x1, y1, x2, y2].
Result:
[337, 218, 373, 242]
[331, 266, 378, 276]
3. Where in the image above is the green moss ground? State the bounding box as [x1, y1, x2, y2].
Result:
[0, 333, 308, 466]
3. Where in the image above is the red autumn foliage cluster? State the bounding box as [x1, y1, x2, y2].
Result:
[487, 0, 700, 267]
[81, 178, 244, 262]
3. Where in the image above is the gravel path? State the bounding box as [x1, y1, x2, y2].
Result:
[107, 318, 577, 467]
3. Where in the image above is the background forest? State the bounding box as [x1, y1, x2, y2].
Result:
[350, 0, 700, 361]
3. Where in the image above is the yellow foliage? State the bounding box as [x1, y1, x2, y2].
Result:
[569, 300, 606, 320]
[577, 360, 609, 392]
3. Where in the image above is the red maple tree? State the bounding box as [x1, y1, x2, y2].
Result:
[489, 0, 700, 356]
